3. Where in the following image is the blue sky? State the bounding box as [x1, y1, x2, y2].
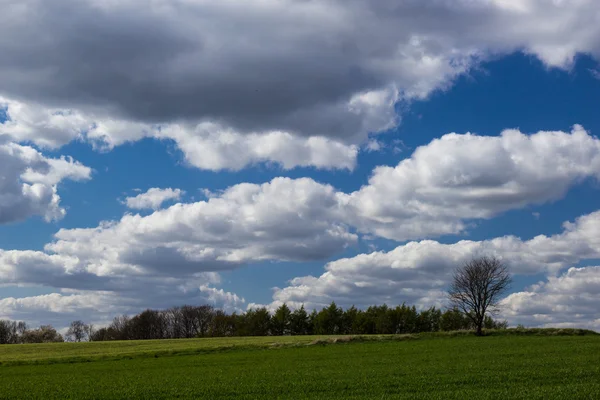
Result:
[1, 0, 600, 329]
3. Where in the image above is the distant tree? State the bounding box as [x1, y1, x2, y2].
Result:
[243, 307, 271, 336]
[289, 306, 310, 335]
[163, 305, 215, 338]
[210, 310, 235, 337]
[130, 309, 167, 340]
[448, 256, 512, 336]
[313, 302, 343, 335]
[196, 305, 215, 337]
[359, 306, 377, 334]
[90, 327, 113, 342]
[180, 305, 200, 338]
[308, 309, 318, 335]
[390, 304, 418, 334]
[417, 307, 442, 333]
[484, 315, 508, 330]
[85, 323, 95, 341]
[271, 304, 292, 336]
[165, 307, 183, 338]
[440, 307, 472, 331]
[16, 321, 27, 337]
[0, 320, 20, 344]
[373, 305, 394, 334]
[109, 315, 131, 340]
[353, 308, 370, 334]
[21, 325, 63, 343]
[341, 306, 361, 334]
[66, 320, 88, 342]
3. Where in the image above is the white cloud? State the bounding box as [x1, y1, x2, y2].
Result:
[156, 124, 358, 171]
[0, 139, 91, 224]
[364, 139, 384, 153]
[265, 210, 600, 314]
[36, 177, 356, 279]
[0, 282, 244, 328]
[199, 285, 246, 311]
[0, 176, 356, 326]
[0, 96, 88, 148]
[0, 249, 240, 327]
[2, 124, 600, 326]
[502, 266, 600, 330]
[0, 292, 117, 325]
[0, 97, 358, 170]
[345, 125, 600, 240]
[2, 125, 599, 273]
[124, 188, 184, 210]
[4, 202, 600, 327]
[1, 0, 600, 157]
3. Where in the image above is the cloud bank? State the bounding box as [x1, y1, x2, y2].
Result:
[2, 0, 600, 169]
[261, 210, 600, 327]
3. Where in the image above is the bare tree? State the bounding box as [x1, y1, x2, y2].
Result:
[196, 305, 215, 337]
[110, 315, 131, 340]
[85, 324, 95, 342]
[448, 256, 511, 336]
[22, 325, 64, 343]
[66, 320, 88, 342]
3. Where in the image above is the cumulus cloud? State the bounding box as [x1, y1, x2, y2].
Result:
[0, 97, 358, 170]
[0, 249, 242, 327]
[124, 187, 184, 210]
[0, 176, 355, 325]
[0, 292, 119, 327]
[0, 96, 87, 148]
[2, 178, 353, 284]
[156, 124, 358, 171]
[364, 139, 385, 153]
[2, 125, 599, 273]
[345, 125, 600, 240]
[0, 281, 244, 328]
[44, 121, 600, 277]
[0, 140, 91, 224]
[264, 210, 600, 315]
[2, 0, 600, 152]
[502, 266, 600, 330]
[2, 125, 600, 326]
[199, 285, 246, 311]
[4, 207, 599, 327]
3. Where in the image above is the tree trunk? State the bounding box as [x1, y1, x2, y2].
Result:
[476, 321, 483, 336]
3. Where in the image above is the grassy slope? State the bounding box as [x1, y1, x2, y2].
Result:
[0, 328, 593, 365]
[1, 331, 600, 399]
[0, 335, 336, 365]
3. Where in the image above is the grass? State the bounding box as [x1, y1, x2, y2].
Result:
[1, 330, 599, 399]
[0, 334, 339, 365]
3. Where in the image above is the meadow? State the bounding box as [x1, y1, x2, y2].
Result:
[1, 331, 599, 399]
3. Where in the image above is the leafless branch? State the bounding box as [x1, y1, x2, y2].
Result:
[448, 256, 511, 335]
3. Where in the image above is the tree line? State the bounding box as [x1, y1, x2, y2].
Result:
[86, 302, 506, 341]
[0, 321, 64, 344]
[0, 303, 506, 344]
[0, 255, 512, 343]
[91, 255, 511, 340]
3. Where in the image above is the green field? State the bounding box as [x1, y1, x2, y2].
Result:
[1, 332, 599, 399]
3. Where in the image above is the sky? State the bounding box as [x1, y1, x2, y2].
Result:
[1, 0, 600, 330]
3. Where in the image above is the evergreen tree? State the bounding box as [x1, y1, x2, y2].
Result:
[271, 304, 292, 335]
[314, 302, 343, 334]
[290, 305, 310, 335]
